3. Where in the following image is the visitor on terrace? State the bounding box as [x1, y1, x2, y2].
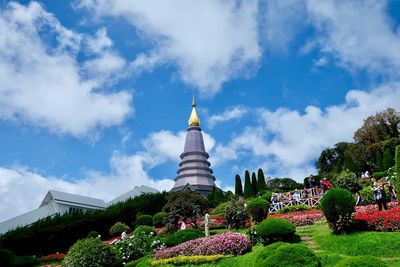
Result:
[293, 189, 301, 205]
[271, 193, 280, 209]
[372, 182, 388, 211]
[356, 192, 364, 206]
[387, 181, 397, 202]
[320, 177, 333, 194]
[306, 174, 318, 196]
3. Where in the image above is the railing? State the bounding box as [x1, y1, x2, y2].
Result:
[268, 188, 323, 213]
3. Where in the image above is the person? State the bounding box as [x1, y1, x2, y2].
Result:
[271, 193, 280, 210]
[320, 180, 328, 194]
[179, 220, 186, 230]
[356, 192, 364, 206]
[387, 182, 397, 202]
[293, 190, 301, 205]
[372, 182, 388, 211]
[323, 178, 333, 189]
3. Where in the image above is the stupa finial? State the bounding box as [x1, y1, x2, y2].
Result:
[188, 98, 200, 126]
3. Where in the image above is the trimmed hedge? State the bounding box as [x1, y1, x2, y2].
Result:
[254, 218, 296, 245]
[247, 198, 270, 223]
[151, 255, 225, 266]
[162, 229, 204, 247]
[136, 215, 153, 226]
[109, 222, 131, 236]
[153, 212, 167, 227]
[334, 255, 387, 267]
[133, 225, 156, 236]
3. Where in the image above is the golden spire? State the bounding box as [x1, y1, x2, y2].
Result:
[188, 97, 200, 126]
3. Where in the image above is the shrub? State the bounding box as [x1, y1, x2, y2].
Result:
[153, 212, 167, 227]
[320, 188, 355, 234]
[254, 218, 296, 245]
[247, 198, 270, 223]
[10, 255, 40, 267]
[87, 230, 100, 238]
[211, 201, 231, 215]
[154, 232, 251, 259]
[334, 170, 361, 193]
[163, 229, 204, 247]
[63, 238, 120, 267]
[0, 248, 16, 266]
[255, 242, 320, 267]
[372, 172, 386, 180]
[334, 255, 387, 267]
[109, 221, 131, 237]
[136, 215, 153, 226]
[151, 255, 225, 266]
[260, 191, 273, 203]
[133, 225, 156, 236]
[278, 205, 311, 214]
[224, 197, 249, 229]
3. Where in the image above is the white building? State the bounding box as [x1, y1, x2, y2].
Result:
[0, 185, 158, 234]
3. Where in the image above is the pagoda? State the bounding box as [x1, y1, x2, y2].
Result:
[171, 98, 216, 195]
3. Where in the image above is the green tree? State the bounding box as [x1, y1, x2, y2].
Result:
[334, 169, 361, 193]
[383, 148, 394, 171]
[234, 174, 243, 196]
[224, 197, 249, 229]
[244, 170, 254, 198]
[251, 172, 258, 196]
[267, 178, 303, 192]
[207, 185, 224, 208]
[257, 168, 267, 192]
[375, 149, 384, 171]
[396, 145, 400, 177]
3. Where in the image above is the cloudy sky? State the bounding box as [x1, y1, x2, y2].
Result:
[1, 0, 400, 222]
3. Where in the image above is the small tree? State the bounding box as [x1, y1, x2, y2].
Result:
[163, 191, 208, 232]
[257, 168, 267, 192]
[251, 172, 258, 196]
[109, 222, 131, 237]
[224, 197, 249, 230]
[244, 170, 254, 198]
[248, 198, 270, 223]
[334, 169, 362, 193]
[235, 174, 243, 196]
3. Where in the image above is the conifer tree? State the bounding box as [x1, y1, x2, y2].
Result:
[257, 168, 267, 192]
[251, 172, 258, 196]
[383, 148, 394, 171]
[235, 174, 243, 196]
[375, 149, 384, 171]
[395, 145, 400, 176]
[244, 170, 254, 198]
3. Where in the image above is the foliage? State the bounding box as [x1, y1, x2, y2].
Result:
[151, 254, 226, 266]
[162, 229, 204, 247]
[267, 178, 303, 192]
[207, 186, 225, 208]
[317, 142, 349, 174]
[163, 191, 208, 232]
[334, 169, 362, 193]
[278, 205, 311, 214]
[359, 186, 375, 205]
[224, 197, 250, 229]
[0, 192, 168, 256]
[40, 253, 66, 264]
[234, 174, 243, 196]
[372, 171, 386, 180]
[63, 238, 120, 267]
[110, 222, 131, 236]
[247, 198, 270, 223]
[0, 248, 41, 267]
[354, 207, 400, 231]
[251, 172, 258, 196]
[260, 191, 273, 203]
[133, 226, 156, 236]
[153, 212, 167, 227]
[396, 145, 400, 177]
[255, 242, 321, 267]
[244, 170, 255, 198]
[257, 168, 267, 192]
[0, 248, 16, 266]
[136, 215, 153, 227]
[114, 231, 161, 264]
[211, 201, 231, 215]
[254, 218, 296, 245]
[270, 210, 324, 226]
[383, 148, 394, 171]
[334, 255, 388, 267]
[321, 188, 355, 234]
[87, 230, 100, 238]
[154, 232, 251, 259]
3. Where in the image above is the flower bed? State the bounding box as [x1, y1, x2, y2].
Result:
[354, 206, 400, 231]
[269, 210, 324, 226]
[355, 201, 399, 213]
[154, 232, 251, 259]
[197, 214, 225, 227]
[40, 253, 65, 263]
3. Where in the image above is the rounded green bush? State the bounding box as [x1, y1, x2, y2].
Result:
[133, 225, 156, 236]
[248, 198, 270, 223]
[254, 218, 296, 245]
[87, 230, 100, 238]
[0, 248, 16, 266]
[136, 214, 153, 226]
[109, 221, 131, 236]
[255, 242, 320, 267]
[63, 238, 120, 267]
[320, 188, 355, 234]
[334, 255, 388, 267]
[163, 229, 204, 247]
[153, 212, 167, 227]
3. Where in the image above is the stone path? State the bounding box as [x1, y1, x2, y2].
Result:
[296, 226, 322, 253]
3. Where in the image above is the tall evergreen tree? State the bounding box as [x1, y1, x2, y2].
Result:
[235, 174, 243, 196]
[244, 170, 254, 198]
[396, 145, 400, 177]
[257, 168, 267, 192]
[375, 149, 384, 171]
[251, 172, 258, 196]
[383, 148, 394, 171]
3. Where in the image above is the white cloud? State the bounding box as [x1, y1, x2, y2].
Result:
[0, 2, 132, 138]
[208, 106, 249, 128]
[78, 0, 262, 96]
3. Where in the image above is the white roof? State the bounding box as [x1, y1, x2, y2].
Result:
[40, 190, 106, 209]
[107, 185, 158, 206]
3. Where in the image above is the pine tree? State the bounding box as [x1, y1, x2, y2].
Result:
[257, 168, 267, 192]
[251, 172, 258, 196]
[235, 174, 243, 196]
[376, 149, 384, 171]
[383, 148, 394, 171]
[395, 145, 400, 176]
[244, 170, 254, 198]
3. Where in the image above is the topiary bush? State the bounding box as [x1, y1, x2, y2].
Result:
[133, 225, 156, 236]
[109, 222, 131, 237]
[247, 198, 270, 223]
[162, 229, 204, 247]
[63, 238, 121, 267]
[224, 197, 249, 229]
[136, 214, 153, 226]
[255, 242, 321, 267]
[320, 188, 355, 234]
[87, 230, 100, 238]
[153, 212, 167, 227]
[334, 255, 387, 267]
[254, 218, 296, 245]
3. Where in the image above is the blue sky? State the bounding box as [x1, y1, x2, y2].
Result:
[1, 0, 400, 222]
